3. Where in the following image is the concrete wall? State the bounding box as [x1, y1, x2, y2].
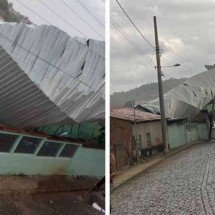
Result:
[167, 123, 187, 149]
[198, 123, 209, 139]
[69, 147, 105, 176]
[132, 121, 163, 148]
[0, 147, 105, 176]
[0, 130, 104, 176]
[168, 123, 208, 149]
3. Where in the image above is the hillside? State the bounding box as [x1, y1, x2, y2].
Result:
[110, 78, 187, 107]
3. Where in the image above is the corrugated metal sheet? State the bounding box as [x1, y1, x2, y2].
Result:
[0, 23, 105, 128]
[111, 107, 161, 122]
[149, 68, 215, 119]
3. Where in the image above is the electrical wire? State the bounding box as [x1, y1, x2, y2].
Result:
[59, 0, 104, 40]
[115, 0, 155, 50]
[112, 24, 154, 66]
[162, 54, 193, 76]
[111, 18, 156, 87]
[16, 0, 52, 25]
[76, 0, 105, 28]
[111, 17, 155, 66]
[161, 56, 192, 78]
[115, 0, 195, 80]
[36, 0, 87, 37]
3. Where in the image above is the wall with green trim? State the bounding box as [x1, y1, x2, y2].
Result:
[198, 123, 209, 139]
[168, 123, 208, 149]
[68, 147, 105, 176]
[168, 124, 187, 149]
[0, 146, 105, 176]
[0, 130, 105, 176]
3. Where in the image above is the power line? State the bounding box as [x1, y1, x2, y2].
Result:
[36, 0, 87, 37]
[162, 54, 193, 76]
[114, 2, 194, 79]
[162, 71, 176, 79]
[76, 0, 105, 28]
[111, 17, 154, 65]
[141, 60, 154, 85]
[16, 0, 52, 25]
[59, 0, 104, 40]
[111, 22, 144, 56]
[111, 18, 156, 85]
[112, 25, 156, 88]
[161, 56, 192, 78]
[115, 0, 193, 78]
[115, 0, 155, 50]
[165, 51, 193, 69]
[111, 23, 154, 65]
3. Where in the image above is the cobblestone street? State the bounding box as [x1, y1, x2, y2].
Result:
[111, 141, 215, 215]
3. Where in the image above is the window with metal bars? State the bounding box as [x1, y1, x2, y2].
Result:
[59, 144, 79, 158]
[0, 133, 18, 152]
[37, 141, 62, 157]
[14, 136, 42, 154]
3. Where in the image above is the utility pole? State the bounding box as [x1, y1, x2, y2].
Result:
[133, 100, 139, 161]
[209, 98, 215, 139]
[153, 16, 169, 153]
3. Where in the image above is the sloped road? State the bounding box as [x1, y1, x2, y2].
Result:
[111, 141, 215, 215]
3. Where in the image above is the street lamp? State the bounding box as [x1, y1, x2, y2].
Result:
[155, 63, 180, 69]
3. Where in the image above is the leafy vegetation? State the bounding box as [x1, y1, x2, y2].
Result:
[0, 0, 32, 23]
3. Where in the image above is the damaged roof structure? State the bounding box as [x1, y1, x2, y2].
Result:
[148, 68, 215, 119]
[0, 23, 105, 128]
[111, 107, 161, 122]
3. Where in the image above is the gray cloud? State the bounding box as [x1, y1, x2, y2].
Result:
[8, 0, 104, 40]
[111, 0, 215, 93]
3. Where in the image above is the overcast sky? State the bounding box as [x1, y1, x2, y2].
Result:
[111, 0, 215, 93]
[8, 0, 105, 40]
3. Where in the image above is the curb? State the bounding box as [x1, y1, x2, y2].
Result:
[112, 139, 208, 191]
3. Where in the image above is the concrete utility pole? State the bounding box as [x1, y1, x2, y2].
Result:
[153, 16, 169, 153]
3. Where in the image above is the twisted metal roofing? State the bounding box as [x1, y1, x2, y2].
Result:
[149, 68, 215, 119]
[0, 23, 105, 128]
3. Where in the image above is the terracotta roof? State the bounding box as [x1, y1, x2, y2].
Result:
[110, 107, 161, 123]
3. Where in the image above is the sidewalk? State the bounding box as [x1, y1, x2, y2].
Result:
[113, 140, 206, 189]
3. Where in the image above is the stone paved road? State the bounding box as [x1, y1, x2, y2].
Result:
[111, 141, 215, 215]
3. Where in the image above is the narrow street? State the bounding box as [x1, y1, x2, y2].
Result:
[111, 141, 215, 215]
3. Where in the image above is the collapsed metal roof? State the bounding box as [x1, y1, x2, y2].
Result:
[0, 23, 105, 128]
[149, 68, 215, 119]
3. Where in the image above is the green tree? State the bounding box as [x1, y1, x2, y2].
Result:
[0, 0, 8, 12]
